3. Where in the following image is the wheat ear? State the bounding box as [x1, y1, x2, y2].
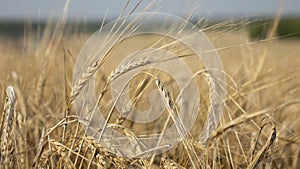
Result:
[247, 124, 276, 169]
[160, 157, 185, 169]
[0, 86, 16, 168]
[34, 67, 47, 106]
[109, 55, 154, 82]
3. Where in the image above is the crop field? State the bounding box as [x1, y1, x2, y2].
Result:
[0, 1, 300, 169]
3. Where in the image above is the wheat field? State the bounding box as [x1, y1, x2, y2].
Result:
[0, 1, 300, 169]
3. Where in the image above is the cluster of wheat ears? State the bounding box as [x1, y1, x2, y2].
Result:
[0, 0, 300, 168]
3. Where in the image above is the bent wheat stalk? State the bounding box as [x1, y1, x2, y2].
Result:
[206, 109, 271, 144]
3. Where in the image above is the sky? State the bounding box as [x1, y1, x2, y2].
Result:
[0, 0, 300, 21]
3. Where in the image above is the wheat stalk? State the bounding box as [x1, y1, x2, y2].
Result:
[155, 79, 202, 168]
[175, 69, 219, 143]
[69, 2, 146, 104]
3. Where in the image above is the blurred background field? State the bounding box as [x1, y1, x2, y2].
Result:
[1, 17, 299, 81]
[1, 17, 300, 38]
